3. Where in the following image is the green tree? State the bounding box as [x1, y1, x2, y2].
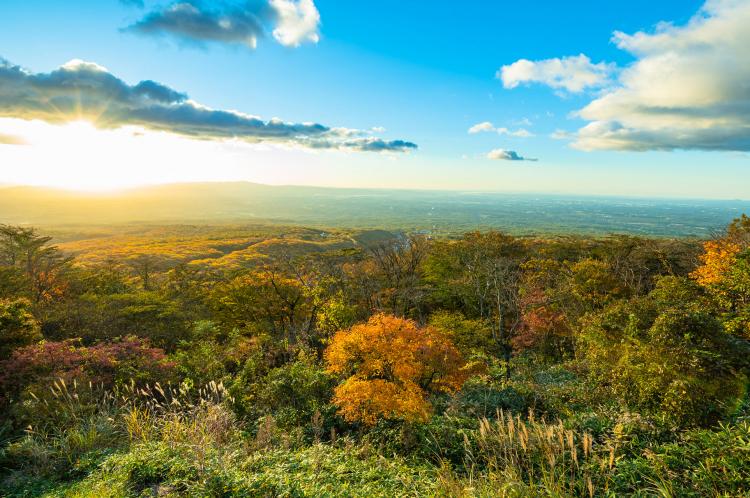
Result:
[428, 310, 498, 357]
[580, 277, 747, 426]
[425, 232, 526, 378]
[211, 267, 318, 344]
[0, 298, 42, 360]
[0, 225, 70, 304]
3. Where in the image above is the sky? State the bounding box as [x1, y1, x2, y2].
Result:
[0, 0, 748, 198]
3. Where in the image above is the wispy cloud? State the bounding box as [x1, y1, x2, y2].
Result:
[498, 54, 614, 93]
[550, 129, 573, 140]
[0, 133, 27, 145]
[468, 121, 533, 137]
[468, 121, 494, 134]
[304, 137, 418, 152]
[0, 56, 415, 153]
[126, 0, 320, 49]
[486, 149, 537, 161]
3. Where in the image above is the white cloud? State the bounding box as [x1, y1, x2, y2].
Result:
[468, 121, 534, 137]
[487, 149, 537, 161]
[571, 0, 750, 152]
[271, 0, 320, 47]
[498, 54, 614, 93]
[468, 121, 495, 134]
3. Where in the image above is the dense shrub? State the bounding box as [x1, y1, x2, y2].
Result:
[580, 280, 748, 426]
[2, 220, 750, 496]
[231, 350, 338, 434]
[1, 337, 174, 395]
[172, 321, 256, 386]
[0, 336, 175, 430]
[612, 421, 750, 497]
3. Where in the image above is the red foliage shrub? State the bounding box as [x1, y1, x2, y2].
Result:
[0, 336, 175, 403]
[514, 288, 571, 353]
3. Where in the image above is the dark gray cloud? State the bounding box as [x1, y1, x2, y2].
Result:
[128, 2, 268, 49]
[486, 149, 537, 161]
[299, 136, 418, 153]
[126, 0, 320, 49]
[0, 56, 415, 152]
[343, 138, 418, 153]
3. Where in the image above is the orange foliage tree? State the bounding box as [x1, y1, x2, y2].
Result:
[325, 314, 473, 425]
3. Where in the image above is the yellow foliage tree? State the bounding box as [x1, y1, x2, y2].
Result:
[692, 240, 741, 288]
[325, 314, 472, 425]
[691, 215, 750, 338]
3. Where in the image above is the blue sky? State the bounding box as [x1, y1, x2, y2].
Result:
[0, 0, 748, 198]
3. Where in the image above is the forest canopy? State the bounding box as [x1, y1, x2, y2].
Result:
[0, 217, 749, 496]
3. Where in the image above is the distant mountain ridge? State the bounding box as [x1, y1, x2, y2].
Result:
[1, 182, 748, 237]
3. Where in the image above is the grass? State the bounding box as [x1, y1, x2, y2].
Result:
[459, 410, 617, 497]
[2, 380, 749, 497]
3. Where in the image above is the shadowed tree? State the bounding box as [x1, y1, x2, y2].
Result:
[0, 225, 70, 304]
[366, 235, 429, 319]
[0, 298, 42, 360]
[426, 232, 526, 378]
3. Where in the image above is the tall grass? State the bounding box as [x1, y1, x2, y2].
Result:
[3, 379, 453, 497]
[458, 410, 618, 497]
[1, 379, 237, 482]
[4, 379, 747, 497]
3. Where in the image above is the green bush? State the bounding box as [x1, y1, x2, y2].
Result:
[231, 350, 339, 436]
[612, 421, 750, 497]
[580, 286, 748, 427]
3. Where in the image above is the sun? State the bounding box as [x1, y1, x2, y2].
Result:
[0, 119, 145, 191]
[0, 117, 349, 192]
[0, 118, 252, 191]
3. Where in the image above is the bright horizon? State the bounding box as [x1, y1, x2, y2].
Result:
[1, 0, 749, 198]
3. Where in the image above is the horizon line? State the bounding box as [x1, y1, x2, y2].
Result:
[1, 180, 748, 203]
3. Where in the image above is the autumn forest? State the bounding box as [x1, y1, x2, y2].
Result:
[3, 1, 750, 494]
[0, 215, 749, 496]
